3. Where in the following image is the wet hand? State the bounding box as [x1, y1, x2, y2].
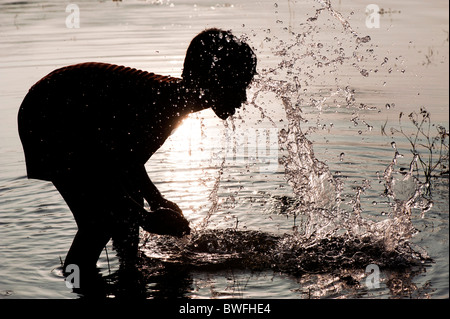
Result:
[140, 208, 190, 237]
[154, 198, 183, 216]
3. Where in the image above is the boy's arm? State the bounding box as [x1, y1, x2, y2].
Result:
[128, 165, 183, 215]
[125, 164, 190, 237]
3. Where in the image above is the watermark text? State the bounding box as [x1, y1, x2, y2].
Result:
[65, 4, 80, 29]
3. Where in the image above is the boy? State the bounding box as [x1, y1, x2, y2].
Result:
[18, 28, 257, 285]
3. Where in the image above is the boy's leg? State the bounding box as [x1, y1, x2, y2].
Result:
[53, 176, 113, 274]
[54, 172, 145, 267]
[64, 228, 111, 272]
[110, 180, 144, 268]
[111, 201, 141, 268]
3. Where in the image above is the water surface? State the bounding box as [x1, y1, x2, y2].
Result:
[0, 0, 448, 299]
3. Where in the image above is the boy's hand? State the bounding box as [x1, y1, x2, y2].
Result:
[140, 208, 190, 237]
[155, 198, 183, 216]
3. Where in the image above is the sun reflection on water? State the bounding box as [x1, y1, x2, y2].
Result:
[149, 111, 226, 226]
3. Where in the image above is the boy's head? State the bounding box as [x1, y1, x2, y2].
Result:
[182, 28, 257, 120]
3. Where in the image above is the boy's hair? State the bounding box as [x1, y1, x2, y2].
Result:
[182, 28, 257, 89]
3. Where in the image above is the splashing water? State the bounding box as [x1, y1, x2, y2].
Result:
[141, 0, 436, 293]
[242, 1, 434, 251]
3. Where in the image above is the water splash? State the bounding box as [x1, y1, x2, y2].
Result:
[308, 0, 359, 38]
[242, 0, 435, 256]
[141, 227, 429, 279]
[197, 156, 226, 230]
[140, 0, 434, 294]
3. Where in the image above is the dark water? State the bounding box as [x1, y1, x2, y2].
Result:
[0, 0, 448, 299]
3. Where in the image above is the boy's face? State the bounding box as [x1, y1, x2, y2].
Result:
[210, 85, 248, 120]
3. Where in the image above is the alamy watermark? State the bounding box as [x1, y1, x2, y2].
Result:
[65, 4, 80, 29]
[365, 4, 380, 29]
[365, 264, 380, 289]
[64, 264, 80, 289]
[221, 127, 280, 173]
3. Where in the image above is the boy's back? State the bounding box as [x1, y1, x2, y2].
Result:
[19, 62, 181, 180]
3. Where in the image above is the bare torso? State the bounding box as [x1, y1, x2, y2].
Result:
[18, 62, 188, 180]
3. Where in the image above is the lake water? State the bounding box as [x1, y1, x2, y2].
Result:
[0, 0, 448, 299]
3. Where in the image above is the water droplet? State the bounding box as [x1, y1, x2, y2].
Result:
[391, 141, 397, 149]
[356, 36, 371, 44]
[339, 152, 345, 162]
[360, 69, 369, 77]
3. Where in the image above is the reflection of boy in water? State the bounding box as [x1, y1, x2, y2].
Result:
[18, 28, 257, 287]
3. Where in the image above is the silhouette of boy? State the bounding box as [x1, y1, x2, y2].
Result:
[18, 29, 257, 282]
